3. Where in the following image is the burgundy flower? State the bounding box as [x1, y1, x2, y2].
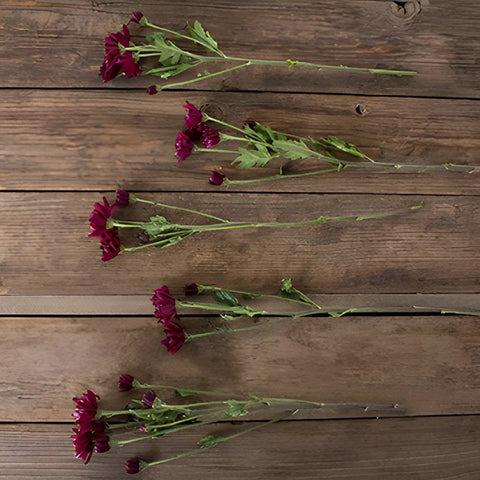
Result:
[146, 85, 158, 95]
[209, 170, 225, 186]
[115, 189, 130, 208]
[92, 421, 110, 454]
[129, 11, 144, 23]
[88, 196, 116, 238]
[126, 457, 141, 474]
[201, 126, 220, 148]
[72, 390, 99, 429]
[175, 131, 194, 164]
[185, 122, 206, 142]
[71, 427, 95, 464]
[184, 283, 199, 296]
[161, 319, 186, 354]
[100, 25, 142, 83]
[100, 228, 121, 262]
[118, 374, 134, 392]
[71, 421, 110, 464]
[71, 390, 110, 464]
[150, 286, 178, 323]
[183, 101, 203, 128]
[141, 390, 157, 408]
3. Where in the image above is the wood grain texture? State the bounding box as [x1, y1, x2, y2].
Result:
[1, 91, 479, 193]
[0, 1, 478, 97]
[1, 192, 480, 296]
[3, 293, 480, 315]
[1, 417, 479, 479]
[1, 315, 479, 421]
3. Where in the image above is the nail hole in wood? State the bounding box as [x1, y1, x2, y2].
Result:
[355, 104, 368, 116]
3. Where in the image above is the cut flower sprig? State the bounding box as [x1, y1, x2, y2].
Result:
[88, 190, 422, 262]
[175, 102, 480, 186]
[100, 12, 417, 88]
[72, 375, 404, 473]
[150, 278, 480, 355]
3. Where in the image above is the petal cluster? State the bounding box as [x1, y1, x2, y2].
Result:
[71, 390, 110, 464]
[100, 25, 142, 83]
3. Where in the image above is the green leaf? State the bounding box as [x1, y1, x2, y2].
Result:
[174, 387, 201, 398]
[280, 278, 319, 308]
[143, 215, 175, 237]
[220, 313, 243, 321]
[187, 21, 223, 56]
[232, 147, 276, 169]
[225, 400, 248, 418]
[312, 136, 367, 159]
[197, 434, 219, 448]
[271, 139, 313, 160]
[213, 289, 240, 307]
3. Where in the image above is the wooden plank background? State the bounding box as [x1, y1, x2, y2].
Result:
[0, 0, 479, 478]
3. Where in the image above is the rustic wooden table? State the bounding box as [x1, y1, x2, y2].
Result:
[1, 1, 479, 478]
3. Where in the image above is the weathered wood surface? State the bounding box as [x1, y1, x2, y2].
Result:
[1, 315, 479, 421]
[1, 91, 479, 194]
[1, 192, 479, 296]
[1, 417, 479, 479]
[3, 293, 480, 315]
[0, 1, 479, 97]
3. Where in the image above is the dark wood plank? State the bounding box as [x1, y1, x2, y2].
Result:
[1, 192, 480, 295]
[1, 417, 479, 479]
[3, 293, 480, 315]
[1, 315, 479, 420]
[1, 91, 479, 194]
[0, 1, 478, 97]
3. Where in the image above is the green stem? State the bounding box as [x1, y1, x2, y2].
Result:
[204, 115, 252, 136]
[132, 195, 229, 223]
[186, 325, 263, 340]
[175, 206, 421, 233]
[195, 147, 240, 154]
[224, 167, 340, 184]
[178, 299, 266, 316]
[223, 56, 417, 76]
[158, 62, 251, 90]
[143, 417, 283, 470]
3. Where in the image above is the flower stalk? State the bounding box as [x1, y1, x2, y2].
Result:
[72, 378, 404, 473]
[88, 190, 421, 262]
[100, 14, 417, 86]
[149, 278, 480, 355]
[174, 102, 480, 185]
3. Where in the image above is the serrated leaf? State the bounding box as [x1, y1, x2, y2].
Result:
[143, 215, 175, 237]
[197, 434, 219, 448]
[232, 147, 276, 169]
[280, 278, 319, 308]
[271, 139, 312, 160]
[312, 136, 367, 159]
[187, 20, 223, 56]
[225, 400, 248, 418]
[146, 31, 195, 73]
[214, 289, 240, 307]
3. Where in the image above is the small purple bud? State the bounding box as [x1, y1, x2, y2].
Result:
[129, 11, 144, 24]
[146, 85, 158, 95]
[125, 457, 141, 474]
[184, 283, 199, 296]
[115, 190, 130, 208]
[141, 390, 157, 408]
[209, 170, 225, 186]
[118, 374, 134, 392]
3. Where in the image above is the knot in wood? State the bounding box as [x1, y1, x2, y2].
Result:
[200, 103, 224, 119]
[390, 1, 422, 25]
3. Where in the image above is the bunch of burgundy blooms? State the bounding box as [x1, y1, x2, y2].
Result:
[72, 374, 404, 474]
[100, 12, 416, 90]
[88, 190, 421, 262]
[150, 279, 478, 355]
[175, 102, 480, 186]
